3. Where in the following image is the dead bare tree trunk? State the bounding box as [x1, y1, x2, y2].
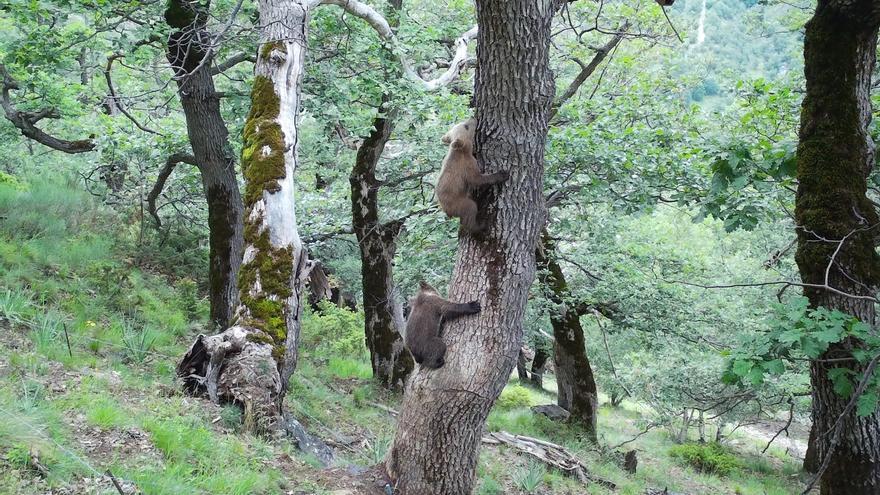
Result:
[384, 1, 557, 492]
[795, 2, 880, 492]
[178, 0, 310, 433]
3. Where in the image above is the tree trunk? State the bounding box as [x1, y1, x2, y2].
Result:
[178, 0, 310, 433]
[307, 260, 333, 310]
[350, 107, 414, 389]
[804, 426, 819, 472]
[517, 347, 530, 382]
[165, 0, 244, 330]
[530, 346, 548, 389]
[795, 3, 880, 493]
[536, 230, 598, 441]
[385, 1, 556, 492]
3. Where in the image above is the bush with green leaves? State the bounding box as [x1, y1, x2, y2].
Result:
[514, 460, 546, 493]
[669, 442, 742, 475]
[301, 301, 366, 360]
[495, 385, 533, 411]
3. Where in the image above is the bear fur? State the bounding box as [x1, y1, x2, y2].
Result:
[437, 118, 509, 235]
[405, 281, 481, 369]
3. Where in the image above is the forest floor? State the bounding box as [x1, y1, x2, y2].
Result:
[0, 315, 812, 495]
[0, 179, 812, 494]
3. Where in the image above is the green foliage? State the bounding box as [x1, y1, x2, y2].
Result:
[495, 385, 533, 411]
[302, 301, 367, 360]
[327, 357, 372, 380]
[475, 475, 504, 495]
[0, 288, 33, 325]
[725, 296, 880, 416]
[514, 460, 546, 493]
[220, 404, 243, 430]
[85, 398, 128, 429]
[668, 442, 742, 476]
[120, 319, 158, 364]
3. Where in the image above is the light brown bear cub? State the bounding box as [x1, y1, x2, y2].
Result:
[405, 281, 481, 369]
[437, 118, 509, 235]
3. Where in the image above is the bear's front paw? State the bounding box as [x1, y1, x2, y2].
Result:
[468, 301, 482, 313]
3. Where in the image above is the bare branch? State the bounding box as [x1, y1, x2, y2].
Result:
[104, 55, 162, 135]
[211, 51, 256, 75]
[315, 0, 477, 91]
[550, 22, 629, 120]
[146, 152, 197, 228]
[801, 353, 880, 495]
[0, 64, 95, 154]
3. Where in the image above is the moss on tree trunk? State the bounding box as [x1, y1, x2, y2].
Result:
[795, 3, 880, 492]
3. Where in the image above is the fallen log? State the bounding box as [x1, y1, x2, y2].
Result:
[483, 431, 616, 490]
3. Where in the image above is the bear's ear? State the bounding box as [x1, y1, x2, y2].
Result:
[419, 280, 436, 293]
[451, 138, 466, 151]
[441, 132, 452, 145]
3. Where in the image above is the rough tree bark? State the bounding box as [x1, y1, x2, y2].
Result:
[530, 346, 549, 389]
[347, 0, 412, 389]
[517, 348, 531, 381]
[795, 2, 880, 492]
[178, 0, 311, 432]
[536, 231, 599, 441]
[165, 0, 244, 330]
[350, 104, 414, 389]
[385, 0, 557, 492]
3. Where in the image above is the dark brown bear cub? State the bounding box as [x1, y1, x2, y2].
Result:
[405, 281, 481, 369]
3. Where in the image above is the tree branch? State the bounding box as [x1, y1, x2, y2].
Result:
[104, 55, 162, 135]
[0, 64, 95, 154]
[146, 152, 197, 228]
[550, 22, 629, 121]
[211, 51, 256, 75]
[315, 0, 477, 91]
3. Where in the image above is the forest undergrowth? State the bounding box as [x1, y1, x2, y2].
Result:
[0, 178, 810, 494]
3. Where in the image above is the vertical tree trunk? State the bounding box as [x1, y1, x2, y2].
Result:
[536, 231, 598, 441]
[178, 0, 310, 433]
[795, 3, 880, 493]
[517, 348, 530, 382]
[165, 0, 244, 330]
[804, 426, 820, 472]
[350, 107, 414, 389]
[530, 346, 548, 389]
[385, 1, 556, 492]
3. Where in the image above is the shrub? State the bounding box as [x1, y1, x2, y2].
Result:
[120, 319, 158, 363]
[476, 476, 503, 495]
[301, 301, 366, 359]
[669, 442, 741, 476]
[0, 288, 32, 324]
[514, 460, 545, 493]
[495, 385, 533, 411]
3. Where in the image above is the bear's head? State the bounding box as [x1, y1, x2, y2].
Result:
[441, 118, 476, 152]
[418, 280, 439, 295]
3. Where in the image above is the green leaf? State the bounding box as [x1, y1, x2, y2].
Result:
[857, 392, 878, 417]
[732, 359, 752, 377]
[747, 367, 765, 386]
[764, 359, 785, 375]
[828, 368, 854, 398]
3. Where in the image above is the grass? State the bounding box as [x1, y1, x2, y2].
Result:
[0, 176, 808, 494]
